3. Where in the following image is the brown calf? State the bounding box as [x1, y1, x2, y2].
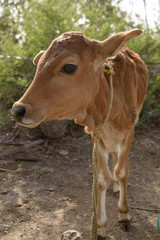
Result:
[11, 29, 148, 239]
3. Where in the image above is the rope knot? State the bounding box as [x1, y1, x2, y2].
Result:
[103, 62, 114, 79]
[92, 129, 102, 141]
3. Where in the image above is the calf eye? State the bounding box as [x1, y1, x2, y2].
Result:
[61, 63, 77, 74]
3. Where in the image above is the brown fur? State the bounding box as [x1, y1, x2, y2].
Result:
[11, 30, 148, 238]
[109, 47, 148, 128]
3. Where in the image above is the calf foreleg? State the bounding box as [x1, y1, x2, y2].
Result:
[97, 152, 111, 239]
[112, 152, 120, 194]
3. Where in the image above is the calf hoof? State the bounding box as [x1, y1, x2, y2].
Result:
[98, 236, 106, 240]
[97, 226, 106, 240]
[119, 221, 131, 232]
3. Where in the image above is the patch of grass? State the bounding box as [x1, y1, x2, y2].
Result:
[29, 166, 53, 177]
[148, 150, 157, 155]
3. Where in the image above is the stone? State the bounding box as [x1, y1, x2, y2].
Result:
[61, 230, 82, 240]
[40, 120, 67, 139]
[58, 149, 69, 156]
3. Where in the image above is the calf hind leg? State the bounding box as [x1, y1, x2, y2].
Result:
[114, 151, 131, 231]
[114, 129, 135, 230]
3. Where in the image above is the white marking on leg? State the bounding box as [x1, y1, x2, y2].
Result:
[97, 150, 110, 237]
[98, 172, 106, 188]
[98, 189, 107, 238]
[118, 182, 124, 211]
[115, 144, 119, 153]
[119, 213, 131, 222]
[119, 168, 125, 179]
[112, 172, 118, 182]
[116, 144, 127, 156]
[118, 182, 130, 221]
[98, 189, 107, 225]
[113, 182, 120, 193]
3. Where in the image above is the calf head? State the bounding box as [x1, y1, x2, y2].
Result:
[11, 29, 142, 128]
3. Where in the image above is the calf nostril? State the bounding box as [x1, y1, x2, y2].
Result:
[11, 106, 26, 120]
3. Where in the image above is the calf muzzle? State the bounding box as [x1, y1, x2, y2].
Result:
[11, 105, 26, 121]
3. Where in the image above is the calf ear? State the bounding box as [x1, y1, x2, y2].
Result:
[33, 50, 45, 65]
[101, 29, 142, 58]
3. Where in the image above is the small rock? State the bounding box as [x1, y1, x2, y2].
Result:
[23, 198, 29, 203]
[71, 159, 79, 162]
[45, 188, 55, 192]
[62, 197, 70, 201]
[4, 225, 10, 230]
[0, 189, 9, 194]
[62, 222, 69, 226]
[61, 230, 82, 240]
[40, 120, 67, 139]
[58, 150, 69, 156]
[15, 200, 23, 207]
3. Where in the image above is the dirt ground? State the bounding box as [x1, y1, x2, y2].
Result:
[0, 124, 159, 240]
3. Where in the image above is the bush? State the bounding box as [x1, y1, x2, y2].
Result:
[140, 74, 160, 125]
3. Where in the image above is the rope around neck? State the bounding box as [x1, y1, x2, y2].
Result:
[91, 61, 114, 240]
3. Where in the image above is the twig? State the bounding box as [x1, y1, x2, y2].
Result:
[0, 141, 25, 146]
[145, 231, 153, 240]
[131, 206, 160, 213]
[15, 157, 41, 162]
[76, 134, 88, 142]
[107, 235, 116, 240]
[0, 139, 44, 158]
[0, 168, 14, 173]
[11, 125, 21, 141]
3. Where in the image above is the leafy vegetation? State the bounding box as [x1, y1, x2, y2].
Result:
[0, 0, 159, 129]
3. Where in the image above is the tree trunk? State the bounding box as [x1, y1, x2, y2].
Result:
[143, 0, 148, 27]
